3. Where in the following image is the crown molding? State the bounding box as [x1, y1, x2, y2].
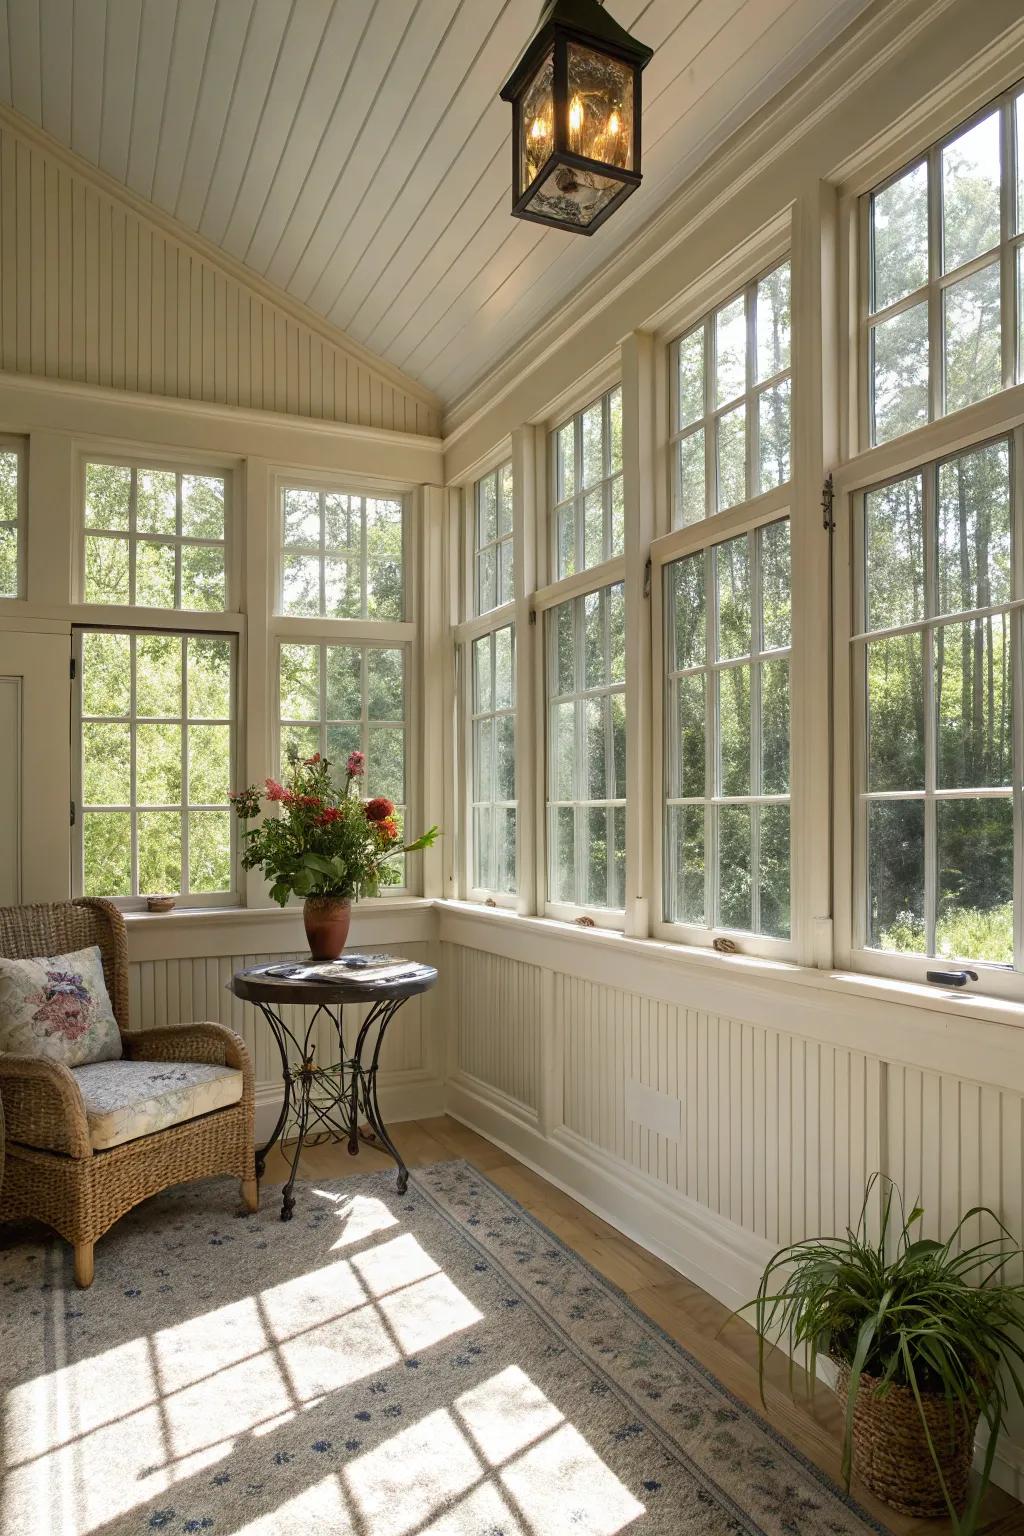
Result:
[0, 103, 443, 418]
[440, 0, 981, 454]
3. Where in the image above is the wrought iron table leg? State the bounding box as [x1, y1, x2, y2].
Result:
[254, 1005, 294, 1179]
[359, 999, 408, 1194]
[281, 1067, 312, 1222]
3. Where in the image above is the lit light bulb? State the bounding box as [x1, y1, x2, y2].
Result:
[607, 108, 621, 136]
[530, 116, 548, 140]
[568, 95, 583, 136]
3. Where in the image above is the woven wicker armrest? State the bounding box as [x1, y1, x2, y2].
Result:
[124, 1023, 253, 1090]
[0, 1053, 93, 1159]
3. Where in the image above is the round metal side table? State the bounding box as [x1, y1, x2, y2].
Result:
[231, 955, 437, 1221]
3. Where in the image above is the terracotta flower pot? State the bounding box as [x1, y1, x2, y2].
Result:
[302, 896, 352, 961]
[834, 1361, 979, 1517]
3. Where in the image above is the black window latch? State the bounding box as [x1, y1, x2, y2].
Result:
[926, 968, 978, 988]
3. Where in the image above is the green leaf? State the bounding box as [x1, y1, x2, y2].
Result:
[302, 852, 337, 876]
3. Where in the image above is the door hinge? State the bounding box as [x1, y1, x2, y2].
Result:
[643, 556, 652, 599]
[69, 655, 76, 680]
[822, 472, 835, 532]
[70, 800, 76, 827]
[528, 607, 537, 626]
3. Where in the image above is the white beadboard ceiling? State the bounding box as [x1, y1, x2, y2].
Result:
[0, 0, 873, 412]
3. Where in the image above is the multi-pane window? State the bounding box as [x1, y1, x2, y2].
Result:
[665, 520, 791, 937]
[856, 436, 1019, 970]
[83, 462, 227, 610]
[281, 485, 404, 620]
[547, 583, 626, 911]
[470, 625, 516, 895]
[551, 385, 623, 579]
[0, 443, 21, 598]
[866, 88, 1024, 445]
[474, 463, 513, 615]
[671, 263, 791, 527]
[279, 642, 406, 812]
[75, 628, 236, 902]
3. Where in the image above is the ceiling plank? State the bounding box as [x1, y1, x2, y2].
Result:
[39, 0, 72, 144]
[149, 0, 215, 209]
[98, 0, 143, 183]
[124, 0, 178, 196]
[8, 0, 42, 124]
[70, 0, 106, 163]
[173, 0, 255, 230]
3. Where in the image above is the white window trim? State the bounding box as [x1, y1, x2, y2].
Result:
[0, 432, 26, 603]
[468, 459, 514, 620]
[857, 80, 1024, 456]
[668, 259, 793, 529]
[461, 618, 518, 909]
[649, 492, 796, 961]
[549, 383, 624, 581]
[274, 472, 409, 624]
[74, 448, 239, 613]
[71, 624, 241, 911]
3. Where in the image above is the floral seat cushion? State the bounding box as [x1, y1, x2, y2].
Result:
[69, 1059, 244, 1151]
[0, 946, 121, 1067]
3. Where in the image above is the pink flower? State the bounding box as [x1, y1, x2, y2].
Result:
[347, 751, 366, 779]
[264, 778, 286, 802]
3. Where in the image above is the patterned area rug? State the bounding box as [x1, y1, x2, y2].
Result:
[0, 1161, 889, 1536]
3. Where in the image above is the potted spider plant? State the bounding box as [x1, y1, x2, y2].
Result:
[745, 1174, 1024, 1532]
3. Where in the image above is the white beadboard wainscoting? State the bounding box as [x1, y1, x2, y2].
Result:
[437, 902, 1024, 1497]
[125, 903, 444, 1144]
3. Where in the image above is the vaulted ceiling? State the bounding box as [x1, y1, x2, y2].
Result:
[0, 0, 873, 412]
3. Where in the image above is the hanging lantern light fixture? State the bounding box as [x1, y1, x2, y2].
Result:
[499, 0, 653, 236]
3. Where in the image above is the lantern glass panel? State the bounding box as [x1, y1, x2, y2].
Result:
[520, 49, 554, 192]
[566, 42, 634, 171]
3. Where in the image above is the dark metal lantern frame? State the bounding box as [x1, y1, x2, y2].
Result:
[500, 0, 653, 236]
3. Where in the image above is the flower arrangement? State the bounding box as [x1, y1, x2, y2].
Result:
[231, 745, 438, 907]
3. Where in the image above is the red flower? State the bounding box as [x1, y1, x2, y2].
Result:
[379, 816, 399, 842]
[264, 779, 286, 802]
[347, 750, 366, 778]
[306, 752, 321, 764]
[364, 796, 395, 823]
[317, 807, 341, 825]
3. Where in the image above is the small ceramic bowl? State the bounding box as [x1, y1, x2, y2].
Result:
[146, 895, 176, 913]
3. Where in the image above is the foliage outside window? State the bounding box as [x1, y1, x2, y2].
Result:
[866, 89, 1024, 446]
[76, 628, 235, 902]
[281, 485, 404, 620]
[474, 463, 513, 615]
[0, 445, 20, 598]
[856, 436, 1018, 969]
[83, 462, 226, 610]
[665, 520, 791, 937]
[671, 262, 791, 528]
[279, 642, 407, 883]
[547, 582, 626, 911]
[551, 385, 623, 579]
[470, 625, 516, 896]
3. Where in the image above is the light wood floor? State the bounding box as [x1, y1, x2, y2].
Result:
[263, 1115, 1024, 1536]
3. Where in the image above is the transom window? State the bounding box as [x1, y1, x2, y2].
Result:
[547, 582, 626, 913]
[854, 434, 1020, 972]
[74, 628, 236, 904]
[865, 87, 1024, 445]
[83, 461, 227, 611]
[280, 485, 404, 620]
[470, 625, 516, 896]
[671, 262, 791, 527]
[474, 463, 513, 615]
[551, 385, 623, 579]
[278, 641, 406, 811]
[0, 441, 22, 599]
[664, 520, 791, 938]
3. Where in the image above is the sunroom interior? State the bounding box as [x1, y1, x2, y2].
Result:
[2, 1, 1024, 1533]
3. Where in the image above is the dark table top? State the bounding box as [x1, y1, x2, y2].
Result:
[231, 954, 437, 1006]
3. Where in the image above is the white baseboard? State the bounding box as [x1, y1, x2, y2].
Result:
[253, 1071, 445, 1147]
[445, 1076, 1024, 1503]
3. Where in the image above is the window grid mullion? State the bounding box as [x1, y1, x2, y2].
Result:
[180, 633, 190, 896]
[746, 283, 758, 507]
[574, 594, 586, 905]
[705, 316, 716, 519]
[129, 633, 139, 895]
[707, 546, 720, 927]
[923, 465, 938, 956]
[750, 529, 763, 935]
[1013, 425, 1024, 971]
[360, 496, 369, 621]
[128, 469, 138, 606]
[1002, 98, 1017, 392]
[318, 494, 327, 618]
[927, 143, 943, 427]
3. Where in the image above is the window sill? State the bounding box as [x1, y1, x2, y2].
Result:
[122, 897, 433, 928]
[434, 900, 1024, 1034]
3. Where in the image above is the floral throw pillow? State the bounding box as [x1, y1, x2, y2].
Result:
[0, 945, 121, 1066]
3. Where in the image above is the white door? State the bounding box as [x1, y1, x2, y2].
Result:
[0, 628, 71, 904]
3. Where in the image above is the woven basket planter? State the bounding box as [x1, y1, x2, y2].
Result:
[834, 1361, 979, 1517]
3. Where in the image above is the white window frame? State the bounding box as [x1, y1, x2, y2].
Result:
[669, 259, 792, 529]
[859, 82, 1024, 453]
[471, 460, 514, 617]
[76, 452, 235, 613]
[71, 624, 240, 910]
[0, 432, 26, 602]
[463, 620, 518, 906]
[549, 383, 624, 581]
[276, 475, 408, 622]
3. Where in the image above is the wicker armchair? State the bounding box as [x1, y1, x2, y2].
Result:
[0, 899, 256, 1287]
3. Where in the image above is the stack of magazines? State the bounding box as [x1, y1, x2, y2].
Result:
[259, 953, 418, 984]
